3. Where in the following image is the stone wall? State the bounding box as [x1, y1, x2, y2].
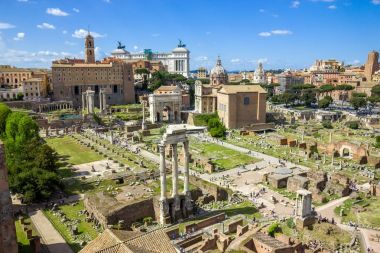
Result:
[0, 142, 18, 253]
[227, 218, 243, 233]
[185, 213, 225, 233]
[189, 176, 229, 201]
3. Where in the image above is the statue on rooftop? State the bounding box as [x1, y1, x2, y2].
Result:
[117, 41, 126, 49]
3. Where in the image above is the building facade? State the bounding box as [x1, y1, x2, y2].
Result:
[217, 85, 267, 129]
[52, 34, 135, 108]
[0, 65, 32, 89]
[23, 78, 48, 101]
[111, 41, 190, 78]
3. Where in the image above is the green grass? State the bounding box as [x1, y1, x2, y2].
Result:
[15, 220, 33, 253]
[46, 136, 103, 165]
[43, 200, 100, 253]
[223, 201, 262, 220]
[190, 138, 260, 171]
[335, 196, 380, 228]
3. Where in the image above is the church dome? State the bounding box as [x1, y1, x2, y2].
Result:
[211, 57, 226, 75]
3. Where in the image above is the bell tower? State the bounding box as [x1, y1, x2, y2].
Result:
[85, 31, 95, 64]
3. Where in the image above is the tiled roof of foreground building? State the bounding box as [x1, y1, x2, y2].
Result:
[79, 228, 177, 253]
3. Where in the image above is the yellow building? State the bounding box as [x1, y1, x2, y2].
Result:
[0, 65, 32, 88]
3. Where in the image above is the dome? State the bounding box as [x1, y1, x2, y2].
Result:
[211, 57, 226, 75]
[111, 48, 130, 55]
[173, 47, 189, 53]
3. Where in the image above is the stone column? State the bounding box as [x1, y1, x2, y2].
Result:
[102, 92, 107, 113]
[82, 93, 86, 113]
[171, 144, 178, 198]
[159, 144, 169, 225]
[99, 90, 103, 112]
[88, 91, 95, 114]
[159, 144, 166, 201]
[183, 140, 190, 194]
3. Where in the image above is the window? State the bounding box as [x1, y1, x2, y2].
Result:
[244, 97, 250, 105]
[113, 85, 118, 93]
[74, 86, 79, 95]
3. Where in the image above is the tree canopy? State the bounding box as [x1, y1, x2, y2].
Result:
[0, 105, 60, 203]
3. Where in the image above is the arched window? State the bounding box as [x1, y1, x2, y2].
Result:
[244, 97, 250, 105]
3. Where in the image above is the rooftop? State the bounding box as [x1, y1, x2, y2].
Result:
[218, 84, 266, 94]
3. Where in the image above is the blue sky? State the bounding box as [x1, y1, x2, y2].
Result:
[0, 0, 380, 71]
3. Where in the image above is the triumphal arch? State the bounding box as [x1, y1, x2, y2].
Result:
[148, 87, 182, 124]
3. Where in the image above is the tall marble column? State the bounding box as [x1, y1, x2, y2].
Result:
[82, 93, 86, 113]
[171, 144, 178, 198]
[88, 91, 95, 114]
[183, 140, 190, 194]
[159, 144, 166, 200]
[99, 90, 103, 112]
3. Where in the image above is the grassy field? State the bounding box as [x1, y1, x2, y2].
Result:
[15, 220, 33, 253]
[190, 139, 260, 171]
[43, 200, 100, 252]
[335, 196, 380, 228]
[46, 136, 103, 165]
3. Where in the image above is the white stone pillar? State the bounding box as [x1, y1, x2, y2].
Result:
[82, 93, 86, 113]
[99, 90, 103, 112]
[159, 144, 166, 200]
[183, 140, 190, 194]
[171, 144, 178, 198]
[88, 91, 95, 114]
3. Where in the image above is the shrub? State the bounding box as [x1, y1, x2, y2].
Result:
[322, 120, 333, 129]
[346, 121, 359, 130]
[268, 223, 280, 237]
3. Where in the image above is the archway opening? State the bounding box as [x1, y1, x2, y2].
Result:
[162, 106, 171, 122]
[342, 148, 351, 158]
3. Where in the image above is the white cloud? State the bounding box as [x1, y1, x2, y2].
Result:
[349, 60, 360, 65]
[103, 0, 111, 3]
[13, 32, 25, 41]
[62, 30, 67, 34]
[37, 23, 55, 30]
[259, 30, 293, 37]
[133, 45, 138, 50]
[17, 0, 28, 2]
[231, 58, 240, 63]
[373, 0, 380, 5]
[0, 22, 15, 29]
[73, 8, 80, 13]
[259, 32, 272, 37]
[311, 0, 335, 2]
[46, 8, 69, 16]
[271, 30, 293, 35]
[257, 58, 268, 64]
[291, 1, 301, 8]
[328, 5, 337, 9]
[72, 29, 106, 38]
[64, 41, 76, 46]
[196, 56, 208, 61]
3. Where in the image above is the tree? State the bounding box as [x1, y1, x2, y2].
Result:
[375, 136, 380, 148]
[135, 68, 150, 89]
[371, 84, 380, 97]
[322, 120, 333, 129]
[318, 96, 332, 109]
[267, 223, 280, 237]
[4, 112, 60, 203]
[0, 103, 11, 135]
[207, 117, 226, 138]
[319, 84, 335, 93]
[350, 96, 367, 111]
[16, 92, 24, 101]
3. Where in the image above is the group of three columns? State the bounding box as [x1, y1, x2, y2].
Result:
[158, 139, 192, 224]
